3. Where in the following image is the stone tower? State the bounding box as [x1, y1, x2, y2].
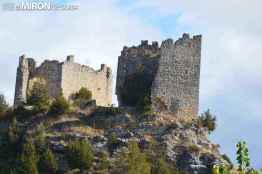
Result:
[14, 55, 112, 107]
[116, 33, 202, 117]
[14, 55, 36, 106]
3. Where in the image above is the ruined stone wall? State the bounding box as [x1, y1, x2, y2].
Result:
[116, 41, 160, 106]
[61, 57, 112, 106]
[14, 55, 36, 106]
[151, 34, 202, 117]
[31, 60, 62, 98]
[116, 34, 202, 117]
[14, 55, 112, 107]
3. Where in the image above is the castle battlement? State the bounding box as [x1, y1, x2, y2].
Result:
[121, 40, 161, 58]
[116, 33, 202, 117]
[14, 55, 112, 107]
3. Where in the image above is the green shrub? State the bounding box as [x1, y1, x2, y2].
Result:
[114, 141, 151, 174]
[75, 87, 92, 100]
[67, 140, 94, 171]
[8, 118, 20, 144]
[221, 154, 233, 169]
[198, 109, 216, 133]
[212, 164, 230, 174]
[136, 95, 154, 116]
[151, 158, 172, 174]
[49, 95, 70, 115]
[153, 97, 167, 112]
[38, 148, 58, 174]
[127, 141, 151, 174]
[20, 138, 39, 174]
[95, 106, 122, 115]
[27, 82, 50, 113]
[97, 151, 110, 171]
[107, 133, 119, 154]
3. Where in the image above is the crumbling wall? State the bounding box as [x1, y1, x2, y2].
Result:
[14, 55, 112, 107]
[32, 60, 62, 98]
[61, 56, 112, 106]
[14, 55, 36, 106]
[116, 41, 160, 106]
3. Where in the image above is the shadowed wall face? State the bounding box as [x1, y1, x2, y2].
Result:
[116, 41, 160, 106]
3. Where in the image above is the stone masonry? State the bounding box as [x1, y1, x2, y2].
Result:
[116, 34, 202, 117]
[14, 55, 112, 107]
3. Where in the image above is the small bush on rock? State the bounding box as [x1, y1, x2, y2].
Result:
[137, 95, 154, 116]
[198, 109, 216, 133]
[49, 95, 70, 115]
[75, 87, 92, 100]
[27, 81, 50, 113]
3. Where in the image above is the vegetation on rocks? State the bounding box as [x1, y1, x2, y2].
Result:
[20, 138, 39, 174]
[38, 148, 58, 174]
[113, 141, 151, 174]
[198, 109, 216, 133]
[49, 95, 70, 115]
[27, 82, 50, 113]
[67, 140, 94, 172]
[0, 89, 260, 174]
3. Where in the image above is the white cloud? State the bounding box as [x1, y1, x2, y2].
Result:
[0, 0, 163, 104]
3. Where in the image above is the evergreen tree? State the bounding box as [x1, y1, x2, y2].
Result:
[97, 152, 110, 171]
[38, 148, 57, 174]
[236, 141, 250, 173]
[127, 141, 151, 174]
[198, 109, 216, 133]
[27, 81, 50, 112]
[67, 140, 94, 171]
[20, 138, 39, 174]
[8, 118, 20, 144]
[152, 158, 171, 174]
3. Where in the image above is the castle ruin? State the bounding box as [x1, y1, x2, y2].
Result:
[14, 55, 112, 107]
[116, 33, 201, 117]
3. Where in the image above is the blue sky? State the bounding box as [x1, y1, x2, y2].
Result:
[0, 0, 261, 168]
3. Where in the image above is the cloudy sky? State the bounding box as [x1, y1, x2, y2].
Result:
[0, 0, 261, 168]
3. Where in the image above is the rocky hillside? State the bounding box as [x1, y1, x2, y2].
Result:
[0, 101, 230, 174]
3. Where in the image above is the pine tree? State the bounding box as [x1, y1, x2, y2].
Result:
[127, 141, 151, 174]
[27, 81, 50, 113]
[38, 148, 57, 174]
[20, 138, 39, 174]
[236, 141, 250, 173]
[152, 158, 171, 174]
[67, 140, 94, 171]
